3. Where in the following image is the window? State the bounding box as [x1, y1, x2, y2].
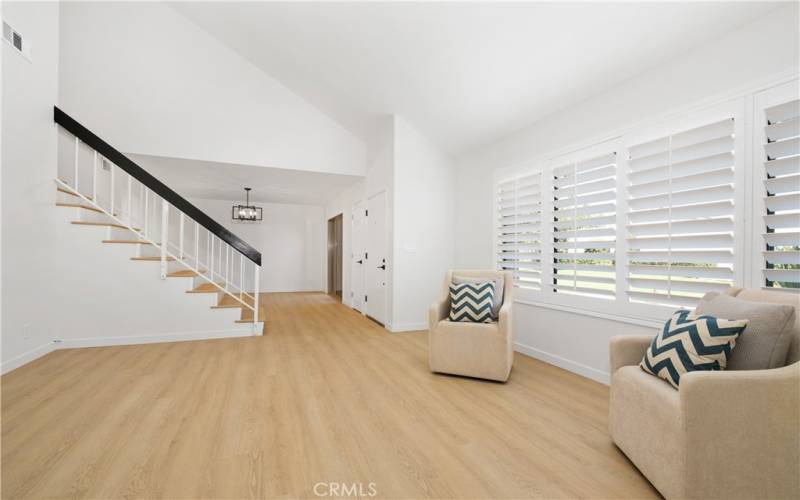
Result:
[626, 118, 737, 307]
[497, 172, 543, 290]
[552, 152, 617, 298]
[760, 96, 800, 289]
[493, 78, 798, 319]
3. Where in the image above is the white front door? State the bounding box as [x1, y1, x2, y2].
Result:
[366, 191, 387, 325]
[351, 200, 367, 313]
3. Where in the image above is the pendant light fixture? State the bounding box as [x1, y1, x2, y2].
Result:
[232, 187, 262, 222]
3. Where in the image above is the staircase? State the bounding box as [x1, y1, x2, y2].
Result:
[53, 107, 265, 335]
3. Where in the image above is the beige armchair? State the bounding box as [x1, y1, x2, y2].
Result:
[428, 270, 514, 382]
[609, 288, 800, 500]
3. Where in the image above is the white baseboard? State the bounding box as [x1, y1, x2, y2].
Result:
[56, 327, 258, 350]
[514, 341, 610, 385]
[1, 341, 57, 375]
[388, 322, 428, 333]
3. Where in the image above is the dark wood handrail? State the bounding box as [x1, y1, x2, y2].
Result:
[54, 106, 261, 266]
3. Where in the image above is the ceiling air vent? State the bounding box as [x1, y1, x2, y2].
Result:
[2, 20, 32, 61]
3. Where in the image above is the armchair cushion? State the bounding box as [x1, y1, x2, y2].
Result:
[695, 292, 796, 370]
[641, 310, 748, 389]
[448, 281, 495, 323]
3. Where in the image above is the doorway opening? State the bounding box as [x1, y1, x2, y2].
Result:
[327, 213, 343, 301]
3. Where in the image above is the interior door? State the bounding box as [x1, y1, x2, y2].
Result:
[351, 200, 367, 313]
[366, 191, 387, 325]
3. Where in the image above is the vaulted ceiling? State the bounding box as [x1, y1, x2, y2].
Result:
[170, 1, 781, 155]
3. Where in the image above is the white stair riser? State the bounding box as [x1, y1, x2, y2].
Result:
[76, 207, 116, 224]
[108, 226, 143, 241]
[56, 191, 91, 204]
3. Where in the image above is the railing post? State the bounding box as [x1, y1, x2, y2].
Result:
[195, 221, 200, 270]
[253, 265, 260, 334]
[225, 245, 229, 290]
[92, 151, 98, 201]
[239, 253, 244, 292]
[74, 137, 80, 192]
[210, 234, 215, 281]
[160, 200, 169, 279]
[179, 212, 185, 260]
[144, 188, 149, 237]
[127, 176, 132, 226]
[109, 160, 115, 215]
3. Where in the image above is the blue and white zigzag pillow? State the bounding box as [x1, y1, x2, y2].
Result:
[641, 309, 748, 389]
[449, 282, 495, 323]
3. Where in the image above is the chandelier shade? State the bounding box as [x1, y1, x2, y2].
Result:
[232, 187, 263, 222]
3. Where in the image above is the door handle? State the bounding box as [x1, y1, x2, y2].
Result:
[378, 264, 386, 270]
[356, 260, 363, 264]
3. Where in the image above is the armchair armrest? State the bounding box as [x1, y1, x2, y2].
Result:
[498, 299, 513, 341]
[428, 299, 449, 331]
[608, 335, 654, 376]
[678, 362, 800, 499]
[609, 335, 653, 375]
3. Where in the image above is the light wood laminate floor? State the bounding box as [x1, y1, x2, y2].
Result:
[1, 292, 658, 499]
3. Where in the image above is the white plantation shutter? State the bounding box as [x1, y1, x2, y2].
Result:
[552, 152, 617, 297]
[626, 118, 737, 307]
[497, 173, 543, 290]
[761, 97, 800, 289]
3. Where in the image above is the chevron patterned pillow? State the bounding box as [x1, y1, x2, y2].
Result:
[449, 281, 495, 323]
[641, 310, 749, 389]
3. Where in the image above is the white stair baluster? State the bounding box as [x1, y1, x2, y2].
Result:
[160, 200, 169, 279]
[74, 137, 79, 192]
[195, 221, 200, 270]
[92, 151, 98, 201]
[127, 176, 132, 227]
[109, 161, 115, 216]
[179, 212, 185, 260]
[253, 264, 260, 334]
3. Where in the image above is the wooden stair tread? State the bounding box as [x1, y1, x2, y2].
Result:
[102, 240, 155, 245]
[236, 305, 266, 323]
[56, 187, 93, 200]
[72, 221, 141, 231]
[218, 293, 255, 307]
[55, 202, 105, 214]
[131, 256, 176, 262]
[168, 269, 205, 278]
[187, 282, 225, 293]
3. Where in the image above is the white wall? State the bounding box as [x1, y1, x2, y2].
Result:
[1, 0, 61, 369]
[190, 198, 326, 293]
[454, 5, 800, 383]
[391, 116, 455, 331]
[58, 1, 365, 177]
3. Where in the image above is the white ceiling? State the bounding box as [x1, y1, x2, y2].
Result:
[170, 1, 782, 155]
[130, 153, 362, 205]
